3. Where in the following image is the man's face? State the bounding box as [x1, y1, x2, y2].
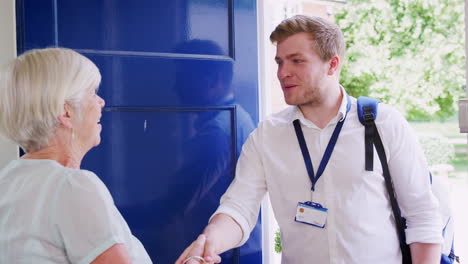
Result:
[275, 32, 330, 107]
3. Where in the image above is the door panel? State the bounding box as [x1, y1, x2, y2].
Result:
[86, 107, 236, 261]
[17, 0, 261, 263]
[85, 53, 234, 107]
[57, 1, 230, 56]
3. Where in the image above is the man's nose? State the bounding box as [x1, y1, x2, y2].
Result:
[278, 64, 291, 80]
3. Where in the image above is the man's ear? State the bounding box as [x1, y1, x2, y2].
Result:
[57, 103, 73, 129]
[327, 55, 340, 75]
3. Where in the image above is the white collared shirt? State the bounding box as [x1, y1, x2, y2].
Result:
[213, 91, 443, 264]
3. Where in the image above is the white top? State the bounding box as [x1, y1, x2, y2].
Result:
[213, 93, 443, 264]
[0, 159, 152, 264]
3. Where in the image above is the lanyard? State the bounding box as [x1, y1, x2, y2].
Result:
[293, 93, 351, 192]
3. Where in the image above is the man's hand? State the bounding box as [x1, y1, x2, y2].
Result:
[175, 214, 243, 264]
[175, 234, 221, 264]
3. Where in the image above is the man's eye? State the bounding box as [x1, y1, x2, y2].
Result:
[293, 59, 303, 63]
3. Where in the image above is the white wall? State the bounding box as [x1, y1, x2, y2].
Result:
[464, 1, 468, 147]
[0, 0, 19, 168]
[466, 0, 468, 99]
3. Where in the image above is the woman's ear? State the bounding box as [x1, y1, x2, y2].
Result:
[57, 103, 73, 129]
[327, 55, 341, 75]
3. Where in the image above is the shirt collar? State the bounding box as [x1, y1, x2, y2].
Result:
[336, 85, 348, 122]
[290, 85, 348, 127]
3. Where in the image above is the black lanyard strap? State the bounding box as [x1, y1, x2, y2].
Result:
[293, 93, 351, 191]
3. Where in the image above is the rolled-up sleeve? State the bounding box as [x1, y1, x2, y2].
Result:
[378, 104, 443, 245]
[210, 129, 268, 246]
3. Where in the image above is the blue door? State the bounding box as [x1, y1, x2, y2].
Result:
[16, 0, 261, 263]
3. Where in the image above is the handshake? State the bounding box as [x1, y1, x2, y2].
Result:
[175, 214, 243, 264]
[175, 235, 221, 264]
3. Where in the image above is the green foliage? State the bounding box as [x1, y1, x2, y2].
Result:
[275, 230, 282, 253]
[335, 0, 466, 121]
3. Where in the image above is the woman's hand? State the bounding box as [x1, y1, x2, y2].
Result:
[175, 234, 221, 264]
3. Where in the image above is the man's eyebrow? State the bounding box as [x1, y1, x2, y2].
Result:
[275, 53, 303, 61]
[286, 53, 303, 59]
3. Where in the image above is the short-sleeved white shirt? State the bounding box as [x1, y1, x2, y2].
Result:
[0, 159, 153, 264]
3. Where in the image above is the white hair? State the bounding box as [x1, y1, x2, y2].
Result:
[0, 48, 101, 152]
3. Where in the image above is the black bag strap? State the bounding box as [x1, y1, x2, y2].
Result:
[358, 97, 412, 264]
[372, 121, 412, 264]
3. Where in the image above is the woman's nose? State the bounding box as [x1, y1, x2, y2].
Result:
[98, 96, 105, 108]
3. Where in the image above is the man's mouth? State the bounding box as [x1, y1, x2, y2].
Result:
[284, 84, 297, 89]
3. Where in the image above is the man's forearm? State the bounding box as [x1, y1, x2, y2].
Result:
[410, 242, 441, 264]
[202, 213, 243, 255]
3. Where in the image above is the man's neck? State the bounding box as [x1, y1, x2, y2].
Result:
[299, 86, 343, 129]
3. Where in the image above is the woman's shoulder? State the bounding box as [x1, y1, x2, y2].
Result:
[64, 167, 102, 184]
[59, 168, 112, 203]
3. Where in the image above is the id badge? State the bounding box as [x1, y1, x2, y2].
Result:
[295, 201, 328, 228]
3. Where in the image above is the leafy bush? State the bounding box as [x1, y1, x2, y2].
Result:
[275, 230, 282, 253]
[335, 0, 466, 121]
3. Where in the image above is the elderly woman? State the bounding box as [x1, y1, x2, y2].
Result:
[0, 48, 152, 263]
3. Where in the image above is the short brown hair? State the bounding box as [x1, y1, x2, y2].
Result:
[270, 15, 345, 61]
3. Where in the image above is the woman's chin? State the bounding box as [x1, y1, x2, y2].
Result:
[94, 137, 101, 147]
[94, 127, 102, 146]
[90, 134, 101, 148]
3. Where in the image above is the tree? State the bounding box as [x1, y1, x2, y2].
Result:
[335, 0, 465, 120]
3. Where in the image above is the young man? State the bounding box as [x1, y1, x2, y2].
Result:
[177, 15, 443, 264]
